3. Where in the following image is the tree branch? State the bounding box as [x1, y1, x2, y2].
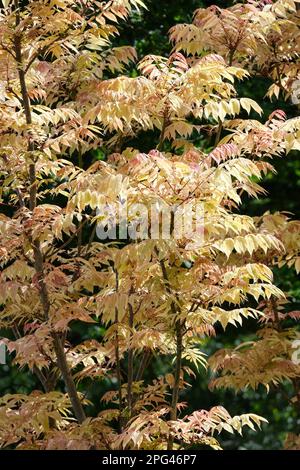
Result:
[155, 246, 183, 450]
[127, 294, 134, 419]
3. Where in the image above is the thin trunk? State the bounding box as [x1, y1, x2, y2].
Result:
[132, 350, 152, 416]
[114, 268, 123, 432]
[228, 49, 235, 67]
[167, 320, 183, 450]
[52, 333, 86, 423]
[13, 0, 86, 424]
[155, 247, 183, 450]
[157, 110, 169, 151]
[135, 349, 151, 382]
[127, 301, 134, 418]
[214, 119, 223, 147]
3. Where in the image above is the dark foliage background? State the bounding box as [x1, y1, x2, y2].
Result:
[0, 0, 299, 450]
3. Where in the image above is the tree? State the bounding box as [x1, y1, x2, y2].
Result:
[0, 0, 299, 450]
[171, 0, 300, 449]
